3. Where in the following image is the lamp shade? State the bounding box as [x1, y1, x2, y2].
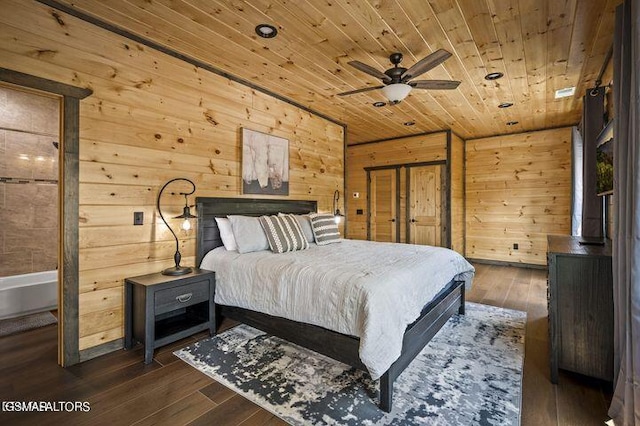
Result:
[175, 205, 196, 231]
[382, 83, 412, 103]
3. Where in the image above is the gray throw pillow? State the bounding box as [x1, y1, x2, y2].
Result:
[280, 213, 315, 243]
[227, 215, 269, 254]
[309, 213, 342, 245]
[260, 214, 309, 253]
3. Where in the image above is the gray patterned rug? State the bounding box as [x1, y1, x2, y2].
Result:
[0, 311, 57, 337]
[175, 302, 526, 425]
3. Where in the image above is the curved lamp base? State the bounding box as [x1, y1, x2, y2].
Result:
[162, 266, 193, 276]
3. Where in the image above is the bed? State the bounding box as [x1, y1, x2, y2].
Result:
[195, 197, 475, 412]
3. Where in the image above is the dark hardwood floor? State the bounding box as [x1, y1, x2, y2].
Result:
[467, 264, 612, 426]
[0, 264, 611, 425]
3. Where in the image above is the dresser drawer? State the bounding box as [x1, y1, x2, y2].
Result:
[155, 279, 210, 315]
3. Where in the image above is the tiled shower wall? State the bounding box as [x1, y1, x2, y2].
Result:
[0, 86, 59, 276]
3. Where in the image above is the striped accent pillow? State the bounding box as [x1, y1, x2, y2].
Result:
[278, 213, 315, 243]
[309, 213, 342, 245]
[259, 214, 310, 253]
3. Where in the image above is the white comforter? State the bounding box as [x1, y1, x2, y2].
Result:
[200, 239, 475, 379]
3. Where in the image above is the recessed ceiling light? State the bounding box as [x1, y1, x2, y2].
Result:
[498, 102, 514, 108]
[555, 87, 576, 99]
[373, 101, 386, 107]
[485, 72, 504, 80]
[506, 121, 519, 126]
[255, 24, 278, 38]
[403, 121, 415, 126]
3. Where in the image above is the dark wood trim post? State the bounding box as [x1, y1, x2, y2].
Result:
[395, 167, 401, 242]
[445, 130, 453, 249]
[405, 167, 411, 243]
[61, 96, 80, 366]
[366, 170, 371, 241]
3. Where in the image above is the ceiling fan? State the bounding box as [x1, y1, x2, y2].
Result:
[338, 49, 460, 104]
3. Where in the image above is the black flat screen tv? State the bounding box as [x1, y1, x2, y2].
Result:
[596, 138, 613, 194]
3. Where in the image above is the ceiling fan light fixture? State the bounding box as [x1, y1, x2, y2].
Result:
[339, 49, 457, 99]
[382, 83, 412, 103]
[255, 24, 278, 38]
[485, 72, 504, 80]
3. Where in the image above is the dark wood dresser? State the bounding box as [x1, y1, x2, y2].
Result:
[547, 235, 613, 383]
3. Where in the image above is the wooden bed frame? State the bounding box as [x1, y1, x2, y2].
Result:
[195, 197, 465, 412]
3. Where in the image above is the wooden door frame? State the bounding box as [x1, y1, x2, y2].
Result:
[405, 161, 449, 248]
[0, 68, 92, 367]
[366, 160, 450, 245]
[365, 165, 401, 242]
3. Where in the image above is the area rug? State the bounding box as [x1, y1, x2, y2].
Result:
[175, 302, 526, 425]
[0, 311, 57, 337]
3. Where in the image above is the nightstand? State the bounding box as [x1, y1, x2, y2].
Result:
[124, 269, 216, 364]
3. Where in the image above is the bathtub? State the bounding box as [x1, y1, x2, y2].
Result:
[0, 271, 58, 320]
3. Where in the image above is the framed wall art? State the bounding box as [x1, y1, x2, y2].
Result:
[241, 128, 289, 195]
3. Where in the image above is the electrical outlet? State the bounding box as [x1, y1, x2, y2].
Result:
[356, 209, 364, 215]
[133, 211, 144, 225]
[513, 243, 519, 250]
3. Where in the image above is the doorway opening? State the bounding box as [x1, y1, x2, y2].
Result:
[0, 68, 91, 366]
[0, 84, 60, 331]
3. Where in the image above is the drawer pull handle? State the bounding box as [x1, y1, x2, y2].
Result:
[176, 293, 193, 303]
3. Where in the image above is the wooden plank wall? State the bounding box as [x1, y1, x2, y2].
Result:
[466, 127, 572, 265]
[450, 133, 465, 254]
[0, 0, 344, 353]
[345, 133, 448, 242]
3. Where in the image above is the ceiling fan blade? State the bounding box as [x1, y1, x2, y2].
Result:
[410, 80, 461, 90]
[337, 85, 385, 96]
[401, 49, 452, 81]
[347, 61, 392, 82]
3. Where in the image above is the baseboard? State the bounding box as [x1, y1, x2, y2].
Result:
[78, 338, 123, 362]
[466, 258, 547, 270]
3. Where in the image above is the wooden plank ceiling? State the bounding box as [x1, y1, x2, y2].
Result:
[55, 0, 619, 144]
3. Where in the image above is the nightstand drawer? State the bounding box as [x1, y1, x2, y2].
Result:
[155, 279, 210, 315]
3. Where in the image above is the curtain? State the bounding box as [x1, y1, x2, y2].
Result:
[582, 87, 606, 237]
[609, 0, 640, 424]
[572, 126, 584, 236]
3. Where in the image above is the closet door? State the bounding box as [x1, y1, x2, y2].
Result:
[408, 165, 444, 246]
[368, 168, 398, 242]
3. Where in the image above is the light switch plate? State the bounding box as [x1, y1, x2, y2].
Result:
[134, 211, 144, 225]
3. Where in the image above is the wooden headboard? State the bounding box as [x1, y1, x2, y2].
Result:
[195, 197, 318, 266]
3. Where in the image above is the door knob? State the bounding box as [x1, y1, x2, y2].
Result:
[411, 218, 416, 223]
[389, 218, 396, 222]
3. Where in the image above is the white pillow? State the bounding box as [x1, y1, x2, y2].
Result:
[214, 217, 237, 251]
[227, 215, 270, 253]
